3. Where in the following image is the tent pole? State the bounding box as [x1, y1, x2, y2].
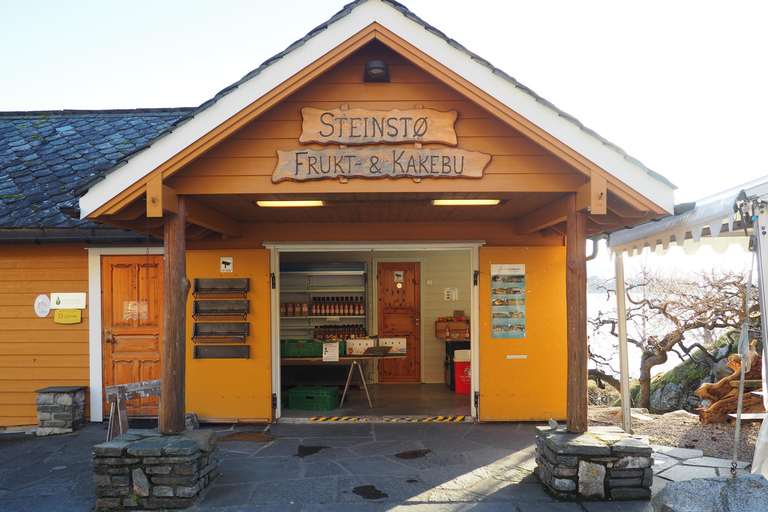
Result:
[752, 201, 768, 413]
[614, 251, 632, 434]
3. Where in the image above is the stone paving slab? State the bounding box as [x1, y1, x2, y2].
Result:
[650, 445, 703, 458]
[656, 464, 719, 481]
[683, 456, 749, 469]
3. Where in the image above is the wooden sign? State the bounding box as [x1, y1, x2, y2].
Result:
[53, 309, 82, 324]
[299, 107, 458, 146]
[273, 147, 491, 183]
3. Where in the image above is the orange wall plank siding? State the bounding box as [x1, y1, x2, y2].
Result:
[0, 244, 90, 427]
[167, 43, 582, 197]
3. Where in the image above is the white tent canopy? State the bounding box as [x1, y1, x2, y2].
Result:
[605, 174, 768, 477]
[608, 176, 768, 256]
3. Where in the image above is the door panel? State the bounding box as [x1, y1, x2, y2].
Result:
[377, 262, 420, 382]
[477, 246, 567, 421]
[102, 256, 163, 417]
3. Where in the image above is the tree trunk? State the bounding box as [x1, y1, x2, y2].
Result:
[638, 349, 668, 410]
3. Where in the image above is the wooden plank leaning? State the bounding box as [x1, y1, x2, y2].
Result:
[105, 379, 161, 441]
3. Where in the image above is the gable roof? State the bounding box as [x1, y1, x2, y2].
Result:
[79, 0, 675, 222]
[0, 109, 191, 231]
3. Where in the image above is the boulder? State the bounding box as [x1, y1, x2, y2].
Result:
[651, 475, 768, 512]
[650, 382, 685, 414]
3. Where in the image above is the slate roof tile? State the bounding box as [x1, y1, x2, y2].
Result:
[0, 109, 192, 230]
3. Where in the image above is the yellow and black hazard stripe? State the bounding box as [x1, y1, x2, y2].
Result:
[309, 416, 466, 422]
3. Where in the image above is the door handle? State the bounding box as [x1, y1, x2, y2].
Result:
[105, 329, 115, 344]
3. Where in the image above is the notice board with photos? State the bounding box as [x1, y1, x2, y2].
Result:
[490, 264, 526, 338]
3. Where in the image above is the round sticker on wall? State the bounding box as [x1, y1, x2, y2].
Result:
[34, 294, 51, 318]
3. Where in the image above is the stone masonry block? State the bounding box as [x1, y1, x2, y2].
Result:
[36, 393, 54, 405]
[56, 393, 73, 406]
[111, 475, 130, 486]
[552, 477, 576, 492]
[184, 430, 217, 452]
[613, 455, 652, 470]
[132, 468, 151, 497]
[163, 439, 199, 456]
[607, 477, 642, 488]
[578, 461, 606, 499]
[92, 474, 111, 486]
[611, 487, 652, 500]
[152, 485, 174, 497]
[145, 465, 173, 475]
[608, 468, 644, 478]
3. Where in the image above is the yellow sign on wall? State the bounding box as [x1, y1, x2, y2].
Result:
[53, 309, 82, 324]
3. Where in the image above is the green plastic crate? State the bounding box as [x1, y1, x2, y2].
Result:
[288, 386, 340, 411]
[281, 340, 323, 357]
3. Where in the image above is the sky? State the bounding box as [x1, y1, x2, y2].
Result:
[2, 0, 766, 205]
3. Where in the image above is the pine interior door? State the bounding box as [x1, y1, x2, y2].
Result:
[377, 262, 420, 382]
[102, 255, 163, 417]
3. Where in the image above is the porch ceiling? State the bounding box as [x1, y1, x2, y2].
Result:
[99, 189, 658, 241]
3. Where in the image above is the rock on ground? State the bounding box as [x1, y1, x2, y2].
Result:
[651, 475, 768, 512]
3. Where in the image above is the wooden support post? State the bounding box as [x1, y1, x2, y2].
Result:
[566, 194, 588, 433]
[160, 196, 190, 435]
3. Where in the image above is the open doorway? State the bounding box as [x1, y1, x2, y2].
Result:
[271, 244, 478, 420]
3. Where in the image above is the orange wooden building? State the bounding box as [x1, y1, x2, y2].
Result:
[1, 0, 674, 429]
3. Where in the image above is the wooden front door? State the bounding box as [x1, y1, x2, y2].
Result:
[377, 262, 420, 382]
[102, 255, 163, 417]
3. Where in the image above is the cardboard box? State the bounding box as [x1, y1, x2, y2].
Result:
[378, 337, 407, 353]
[346, 338, 375, 355]
[435, 320, 469, 341]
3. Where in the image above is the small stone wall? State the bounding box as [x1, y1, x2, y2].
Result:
[536, 425, 653, 501]
[92, 429, 219, 510]
[35, 386, 87, 436]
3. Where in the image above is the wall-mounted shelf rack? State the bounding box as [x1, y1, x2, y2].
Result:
[192, 300, 249, 321]
[192, 278, 249, 299]
[191, 322, 249, 344]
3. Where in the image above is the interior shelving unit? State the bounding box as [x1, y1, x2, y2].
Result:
[279, 263, 367, 341]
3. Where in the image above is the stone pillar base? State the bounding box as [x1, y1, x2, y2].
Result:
[535, 425, 653, 501]
[92, 428, 219, 510]
[35, 386, 87, 436]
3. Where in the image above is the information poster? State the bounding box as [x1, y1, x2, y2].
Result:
[490, 264, 526, 338]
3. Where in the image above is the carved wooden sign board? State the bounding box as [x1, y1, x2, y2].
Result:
[271, 107, 491, 183]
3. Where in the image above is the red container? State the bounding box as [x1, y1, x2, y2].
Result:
[454, 349, 471, 394]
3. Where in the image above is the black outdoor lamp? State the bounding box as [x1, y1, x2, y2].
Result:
[364, 60, 390, 82]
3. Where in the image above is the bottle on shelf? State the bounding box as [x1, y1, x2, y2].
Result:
[445, 323, 450, 340]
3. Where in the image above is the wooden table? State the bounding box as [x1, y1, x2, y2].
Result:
[281, 354, 406, 408]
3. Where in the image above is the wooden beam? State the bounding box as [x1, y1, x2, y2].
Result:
[185, 198, 243, 238]
[576, 174, 607, 215]
[160, 196, 189, 435]
[516, 196, 569, 235]
[147, 177, 179, 218]
[168, 174, 586, 195]
[566, 193, 588, 433]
